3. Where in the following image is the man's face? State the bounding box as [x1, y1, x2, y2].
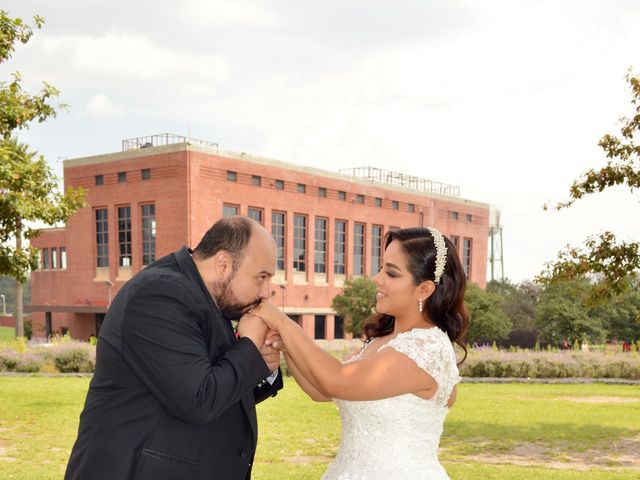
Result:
[215, 229, 276, 320]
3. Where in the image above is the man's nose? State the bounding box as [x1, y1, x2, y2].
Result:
[259, 282, 270, 300]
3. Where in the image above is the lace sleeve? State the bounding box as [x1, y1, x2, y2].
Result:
[380, 328, 460, 407]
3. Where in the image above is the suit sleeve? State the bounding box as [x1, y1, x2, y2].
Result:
[253, 368, 284, 404]
[121, 278, 271, 425]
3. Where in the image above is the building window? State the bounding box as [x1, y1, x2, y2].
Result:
[371, 225, 383, 274]
[293, 214, 306, 272]
[248, 207, 263, 224]
[463, 237, 472, 280]
[318, 187, 327, 198]
[391, 200, 399, 210]
[95, 208, 109, 268]
[51, 247, 58, 270]
[451, 211, 459, 220]
[334, 316, 344, 339]
[275, 179, 284, 190]
[334, 220, 346, 275]
[141, 204, 156, 266]
[314, 315, 326, 340]
[375, 197, 382, 207]
[118, 171, 127, 183]
[141, 168, 151, 180]
[227, 171, 237, 182]
[252, 175, 261, 186]
[223, 204, 239, 217]
[95, 175, 104, 186]
[118, 206, 132, 267]
[466, 213, 473, 222]
[450, 235, 460, 252]
[338, 191, 346, 201]
[60, 247, 67, 269]
[272, 211, 286, 270]
[314, 217, 327, 274]
[297, 183, 306, 194]
[356, 194, 364, 204]
[408, 203, 415, 213]
[42, 248, 50, 270]
[353, 222, 365, 276]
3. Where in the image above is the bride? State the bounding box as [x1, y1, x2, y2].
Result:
[250, 227, 469, 479]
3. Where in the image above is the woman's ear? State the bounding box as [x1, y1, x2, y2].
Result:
[418, 280, 436, 300]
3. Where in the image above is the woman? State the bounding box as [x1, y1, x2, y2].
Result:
[251, 227, 469, 479]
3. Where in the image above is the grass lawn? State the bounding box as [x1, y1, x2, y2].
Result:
[0, 326, 14, 342]
[0, 377, 638, 479]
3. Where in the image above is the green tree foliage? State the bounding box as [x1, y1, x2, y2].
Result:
[535, 278, 606, 344]
[331, 277, 377, 335]
[0, 11, 85, 337]
[464, 283, 512, 344]
[590, 275, 640, 342]
[540, 71, 640, 299]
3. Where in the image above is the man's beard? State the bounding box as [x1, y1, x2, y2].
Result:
[216, 278, 261, 320]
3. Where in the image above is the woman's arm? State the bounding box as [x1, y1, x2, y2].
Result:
[283, 352, 331, 402]
[253, 302, 437, 401]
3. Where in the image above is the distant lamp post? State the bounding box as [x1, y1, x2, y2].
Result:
[0, 294, 5, 315]
[279, 282, 287, 312]
[104, 280, 114, 307]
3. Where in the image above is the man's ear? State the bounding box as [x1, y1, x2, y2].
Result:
[212, 250, 233, 281]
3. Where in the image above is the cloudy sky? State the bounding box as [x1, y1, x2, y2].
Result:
[2, 0, 639, 282]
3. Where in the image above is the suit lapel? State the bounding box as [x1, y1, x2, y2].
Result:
[174, 247, 259, 442]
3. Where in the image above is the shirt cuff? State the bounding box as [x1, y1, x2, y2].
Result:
[266, 369, 279, 385]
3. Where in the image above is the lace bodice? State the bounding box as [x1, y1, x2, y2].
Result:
[321, 327, 460, 480]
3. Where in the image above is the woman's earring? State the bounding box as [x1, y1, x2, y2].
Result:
[418, 298, 423, 313]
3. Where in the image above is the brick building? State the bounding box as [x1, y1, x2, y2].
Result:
[28, 134, 489, 341]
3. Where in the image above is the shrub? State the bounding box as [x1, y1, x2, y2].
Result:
[459, 348, 640, 380]
[51, 347, 94, 373]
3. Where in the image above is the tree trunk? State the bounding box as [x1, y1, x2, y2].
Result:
[15, 222, 24, 338]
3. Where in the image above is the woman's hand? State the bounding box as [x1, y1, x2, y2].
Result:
[251, 300, 289, 331]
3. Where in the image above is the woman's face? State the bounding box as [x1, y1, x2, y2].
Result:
[372, 239, 420, 318]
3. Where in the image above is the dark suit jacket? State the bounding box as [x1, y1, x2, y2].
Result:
[65, 247, 282, 480]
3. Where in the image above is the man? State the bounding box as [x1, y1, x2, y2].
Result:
[65, 216, 283, 480]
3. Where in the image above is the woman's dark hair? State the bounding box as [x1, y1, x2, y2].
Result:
[363, 227, 470, 363]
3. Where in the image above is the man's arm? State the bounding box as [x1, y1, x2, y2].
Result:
[121, 278, 270, 424]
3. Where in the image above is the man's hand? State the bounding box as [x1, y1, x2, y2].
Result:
[237, 314, 268, 349]
[260, 330, 281, 372]
[264, 329, 286, 353]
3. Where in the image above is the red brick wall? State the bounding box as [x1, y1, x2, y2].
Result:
[29, 144, 489, 339]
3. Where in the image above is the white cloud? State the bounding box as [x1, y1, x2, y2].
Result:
[180, 0, 277, 27]
[42, 32, 228, 89]
[85, 93, 124, 116]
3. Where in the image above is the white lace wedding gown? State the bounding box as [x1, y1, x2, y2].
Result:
[321, 327, 460, 480]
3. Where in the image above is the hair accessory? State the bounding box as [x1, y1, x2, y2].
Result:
[427, 227, 448, 284]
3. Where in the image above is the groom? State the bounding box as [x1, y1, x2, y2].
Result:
[65, 216, 283, 480]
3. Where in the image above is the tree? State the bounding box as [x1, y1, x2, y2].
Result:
[535, 278, 606, 344]
[0, 11, 85, 337]
[464, 283, 512, 344]
[331, 277, 377, 335]
[502, 281, 539, 332]
[539, 71, 640, 300]
[590, 275, 640, 341]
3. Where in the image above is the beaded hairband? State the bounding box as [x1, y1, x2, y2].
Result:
[427, 227, 447, 284]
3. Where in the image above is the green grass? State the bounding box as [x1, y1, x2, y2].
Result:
[0, 326, 14, 342]
[0, 378, 638, 479]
